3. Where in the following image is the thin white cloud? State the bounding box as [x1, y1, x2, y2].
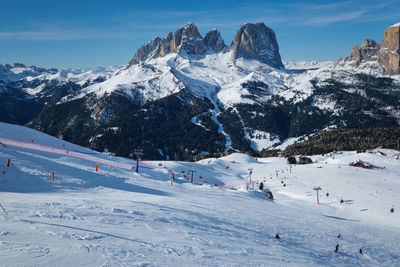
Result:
[303, 10, 367, 25]
[306, 1, 353, 10]
[0, 28, 133, 41]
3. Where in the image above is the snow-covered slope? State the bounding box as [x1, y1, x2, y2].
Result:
[9, 22, 400, 159]
[60, 60, 184, 104]
[0, 63, 117, 98]
[40, 45, 400, 156]
[0, 64, 117, 84]
[0, 122, 399, 266]
[283, 60, 334, 70]
[61, 51, 317, 108]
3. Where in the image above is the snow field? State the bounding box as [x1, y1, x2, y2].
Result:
[0, 122, 399, 266]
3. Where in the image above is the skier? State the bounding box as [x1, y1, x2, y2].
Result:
[326, 192, 329, 197]
[359, 248, 363, 255]
[259, 182, 264, 191]
[335, 244, 339, 252]
[275, 234, 280, 241]
[390, 208, 394, 213]
[337, 234, 341, 238]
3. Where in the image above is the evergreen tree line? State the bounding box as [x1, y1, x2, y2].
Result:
[284, 127, 400, 156]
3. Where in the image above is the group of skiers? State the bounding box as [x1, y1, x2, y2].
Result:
[335, 233, 364, 254]
[274, 233, 365, 255]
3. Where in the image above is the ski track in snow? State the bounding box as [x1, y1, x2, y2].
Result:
[0, 122, 399, 266]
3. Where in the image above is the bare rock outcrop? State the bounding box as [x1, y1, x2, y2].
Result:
[130, 22, 284, 70]
[204, 29, 227, 52]
[170, 22, 206, 55]
[347, 39, 380, 66]
[130, 23, 206, 65]
[343, 22, 400, 75]
[129, 37, 163, 65]
[379, 23, 400, 75]
[230, 22, 284, 69]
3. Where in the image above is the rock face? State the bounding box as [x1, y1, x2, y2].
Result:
[230, 22, 284, 69]
[171, 22, 206, 55]
[130, 22, 283, 69]
[130, 23, 206, 65]
[344, 22, 400, 75]
[379, 23, 400, 75]
[204, 29, 227, 52]
[129, 37, 163, 64]
[347, 39, 380, 66]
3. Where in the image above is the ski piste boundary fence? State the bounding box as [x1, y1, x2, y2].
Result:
[2, 136, 384, 203]
[0, 136, 250, 189]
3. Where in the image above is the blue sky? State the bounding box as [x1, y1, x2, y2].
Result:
[1, 0, 399, 68]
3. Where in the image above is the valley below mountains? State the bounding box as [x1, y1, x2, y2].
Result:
[1, 22, 400, 160]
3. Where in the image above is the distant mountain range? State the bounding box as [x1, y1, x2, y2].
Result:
[1, 22, 399, 160]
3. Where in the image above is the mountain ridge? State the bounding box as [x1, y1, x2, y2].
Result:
[338, 22, 400, 75]
[1, 22, 400, 160]
[129, 22, 284, 70]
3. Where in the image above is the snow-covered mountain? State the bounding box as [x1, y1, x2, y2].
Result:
[0, 121, 399, 266]
[0, 63, 117, 124]
[283, 60, 334, 71]
[60, 22, 289, 107]
[335, 22, 400, 76]
[0, 63, 117, 91]
[3, 22, 400, 160]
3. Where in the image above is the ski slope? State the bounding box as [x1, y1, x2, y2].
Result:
[0, 122, 399, 266]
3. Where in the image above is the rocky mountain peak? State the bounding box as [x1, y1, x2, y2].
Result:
[347, 38, 380, 66]
[381, 23, 400, 51]
[181, 22, 202, 38]
[170, 22, 206, 55]
[230, 22, 284, 69]
[204, 29, 227, 52]
[130, 22, 284, 69]
[129, 23, 207, 65]
[361, 38, 379, 49]
[379, 23, 400, 75]
[129, 37, 163, 65]
[342, 23, 400, 75]
[13, 63, 27, 68]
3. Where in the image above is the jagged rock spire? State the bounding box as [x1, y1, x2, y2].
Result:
[130, 23, 206, 65]
[379, 23, 400, 74]
[204, 29, 227, 52]
[230, 22, 284, 69]
[129, 22, 284, 70]
[344, 22, 400, 75]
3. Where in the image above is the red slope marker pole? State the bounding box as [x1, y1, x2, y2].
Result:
[52, 171, 55, 182]
[2, 171, 5, 184]
[6, 158, 10, 167]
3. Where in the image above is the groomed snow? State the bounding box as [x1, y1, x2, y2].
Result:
[0, 123, 399, 266]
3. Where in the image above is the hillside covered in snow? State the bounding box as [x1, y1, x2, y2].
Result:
[0, 122, 399, 266]
[2, 22, 400, 160]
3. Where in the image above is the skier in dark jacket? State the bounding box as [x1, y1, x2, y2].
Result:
[335, 244, 339, 252]
[275, 234, 280, 241]
[359, 248, 363, 255]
